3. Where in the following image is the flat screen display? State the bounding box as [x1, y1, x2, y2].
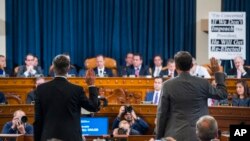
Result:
[80, 117, 108, 136]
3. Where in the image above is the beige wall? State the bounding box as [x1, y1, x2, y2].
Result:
[0, 0, 5, 56]
[196, 0, 221, 64]
[0, 0, 221, 61]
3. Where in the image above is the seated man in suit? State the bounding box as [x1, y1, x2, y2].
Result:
[112, 105, 149, 135]
[196, 115, 219, 141]
[94, 55, 113, 77]
[126, 53, 150, 77]
[151, 55, 167, 77]
[228, 56, 250, 78]
[190, 58, 211, 78]
[0, 91, 6, 104]
[118, 52, 134, 76]
[145, 77, 163, 104]
[165, 59, 178, 78]
[0, 55, 11, 76]
[49, 53, 78, 77]
[26, 77, 45, 104]
[17, 54, 43, 77]
[1, 110, 33, 134]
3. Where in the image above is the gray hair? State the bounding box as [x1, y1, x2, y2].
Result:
[196, 115, 218, 141]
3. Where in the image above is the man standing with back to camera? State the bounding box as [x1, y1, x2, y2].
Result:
[156, 51, 228, 141]
[34, 54, 99, 141]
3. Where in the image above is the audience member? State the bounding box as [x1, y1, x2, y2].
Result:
[112, 120, 140, 135]
[49, 53, 78, 77]
[190, 58, 211, 78]
[34, 54, 99, 141]
[228, 56, 250, 78]
[145, 77, 163, 104]
[164, 59, 177, 78]
[118, 52, 134, 76]
[232, 80, 250, 107]
[1, 110, 33, 134]
[156, 51, 227, 140]
[26, 77, 46, 104]
[112, 105, 149, 134]
[0, 55, 11, 76]
[0, 91, 6, 104]
[93, 55, 113, 77]
[151, 55, 167, 77]
[126, 53, 150, 77]
[17, 54, 43, 77]
[196, 115, 219, 141]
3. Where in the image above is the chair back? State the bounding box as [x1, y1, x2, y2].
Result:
[84, 57, 117, 76]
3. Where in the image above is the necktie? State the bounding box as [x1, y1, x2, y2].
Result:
[237, 70, 241, 78]
[153, 92, 158, 104]
[135, 68, 139, 77]
[99, 70, 103, 77]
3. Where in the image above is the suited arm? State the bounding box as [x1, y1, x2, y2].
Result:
[242, 67, 250, 78]
[34, 89, 43, 141]
[207, 72, 227, 100]
[134, 118, 149, 134]
[111, 117, 120, 130]
[156, 89, 170, 139]
[80, 86, 99, 112]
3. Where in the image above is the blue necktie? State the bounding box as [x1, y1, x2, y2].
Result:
[153, 92, 158, 104]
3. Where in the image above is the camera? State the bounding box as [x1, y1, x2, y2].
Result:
[98, 96, 108, 108]
[117, 128, 128, 135]
[124, 105, 133, 113]
[20, 116, 28, 124]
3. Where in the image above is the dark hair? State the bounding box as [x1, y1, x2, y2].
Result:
[154, 55, 162, 60]
[236, 80, 249, 98]
[154, 76, 163, 81]
[167, 58, 174, 64]
[133, 53, 142, 60]
[53, 55, 70, 75]
[174, 51, 193, 71]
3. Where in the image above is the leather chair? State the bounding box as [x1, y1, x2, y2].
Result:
[84, 57, 117, 76]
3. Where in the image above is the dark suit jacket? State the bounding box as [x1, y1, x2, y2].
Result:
[26, 90, 35, 104]
[227, 67, 250, 78]
[164, 69, 178, 77]
[34, 77, 99, 141]
[156, 72, 227, 141]
[151, 67, 168, 77]
[17, 65, 43, 77]
[126, 65, 150, 76]
[94, 68, 113, 77]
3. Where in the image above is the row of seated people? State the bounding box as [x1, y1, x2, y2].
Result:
[1, 52, 249, 78]
[0, 109, 222, 141]
[1, 76, 249, 107]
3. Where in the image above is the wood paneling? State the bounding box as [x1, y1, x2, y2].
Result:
[0, 77, 246, 104]
[0, 105, 249, 135]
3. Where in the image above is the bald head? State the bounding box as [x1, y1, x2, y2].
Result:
[196, 115, 218, 141]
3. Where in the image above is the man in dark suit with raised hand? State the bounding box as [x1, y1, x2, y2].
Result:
[34, 54, 99, 141]
[156, 51, 227, 141]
